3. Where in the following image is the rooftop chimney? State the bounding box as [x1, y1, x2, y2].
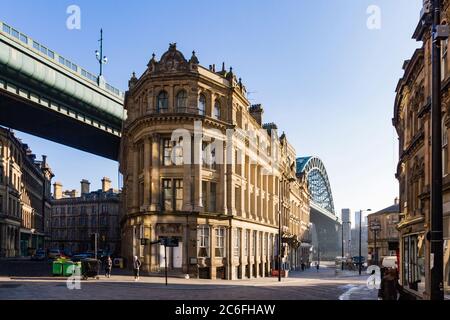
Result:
[249, 104, 264, 126]
[42, 155, 47, 168]
[102, 177, 112, 192]
[53, 182, 62, 200]
[81, 179, 90, 195]
[394, 197, 399, 205]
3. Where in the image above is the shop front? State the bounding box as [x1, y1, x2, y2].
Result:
[402, 232, 426, 296]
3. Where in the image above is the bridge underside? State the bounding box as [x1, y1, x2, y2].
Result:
[0, 89, 120, 160]
[310, 204, 341, 260]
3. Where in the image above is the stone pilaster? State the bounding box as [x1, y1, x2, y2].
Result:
[132, 146, 139, 210]
[150, 134, 161, 211]
[143, 137, 151, 208]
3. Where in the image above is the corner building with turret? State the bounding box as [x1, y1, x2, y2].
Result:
[120, 44, 311, 279]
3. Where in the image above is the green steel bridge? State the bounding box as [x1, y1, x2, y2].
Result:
[0, 21, 126, 160]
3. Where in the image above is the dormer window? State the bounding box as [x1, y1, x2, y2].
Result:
[176, 90, 187, 112]
[157, 91, 169, 113]
[213, 101, 221, 120]
[198, 94, 206, 116]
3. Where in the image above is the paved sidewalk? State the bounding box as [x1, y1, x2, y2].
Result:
[0, 260, 378, 300]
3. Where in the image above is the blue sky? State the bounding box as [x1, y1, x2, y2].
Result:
[1, 0, 422, 216]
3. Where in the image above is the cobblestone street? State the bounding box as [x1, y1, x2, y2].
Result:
[0, 260, 378, 300]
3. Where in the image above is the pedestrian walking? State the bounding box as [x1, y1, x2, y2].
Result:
[378, 268, 401, 300]
[133, 255, 142, 281]
[105, 256, 113, 278]
[316, 262, 320, 272]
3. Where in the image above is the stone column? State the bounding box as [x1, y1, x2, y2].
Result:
[220, 143, 228, 214]
[210, 226, 216, 279]
[193, 135, 203, 212]
[150, 134, 161, 211]
[253, 165, 258, 220]
[259, 167, 264, 222]
[264, 174, 269, 223]
[169, 85, 175, 112]
[147, 89, 154, 114]
[246, 156, 251, 219]
[254, 231, 259, 278]
[132, 146, 139, 210]
[239, 228, 244, 279]
[143, 137, 151, 208]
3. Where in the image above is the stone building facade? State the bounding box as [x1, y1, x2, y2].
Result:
[119, 44, 311, 279]
[367, 200, 400, 266]
[393, 0, 450, 298]
[50, 178, 121, 255]
[0, 127, 53, 257]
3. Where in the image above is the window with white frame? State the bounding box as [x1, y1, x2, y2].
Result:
[163, 138, 173, 166]
[215, 227, 226, 257]
[198, 225, 210, 257]
[234, 228, 241, 257]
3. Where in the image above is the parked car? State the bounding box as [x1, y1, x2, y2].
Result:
[71, 252, 95, 262]
[63, 249, 73, 258]
[31, 249, 46, 261]
[48, 249, 61, 259]
[352, 256, 366, 269]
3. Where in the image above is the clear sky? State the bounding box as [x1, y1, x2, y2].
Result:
[1, 0, 422, 214]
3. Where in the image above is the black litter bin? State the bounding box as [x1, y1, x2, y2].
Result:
[81, 259, 101, 280]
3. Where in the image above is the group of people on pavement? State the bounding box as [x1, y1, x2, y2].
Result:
[98, 255, 142, 281]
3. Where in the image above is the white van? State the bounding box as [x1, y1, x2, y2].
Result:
[381, 256, 398, 269]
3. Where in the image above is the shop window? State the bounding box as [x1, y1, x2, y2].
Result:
[402, 234, 425, 294]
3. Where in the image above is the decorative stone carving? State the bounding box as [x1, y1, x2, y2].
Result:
[147, 43, 199, 75]
[156, 223, 183, 235]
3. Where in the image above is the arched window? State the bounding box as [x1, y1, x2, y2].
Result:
[176, 90, 187, 112]
[198, 94, 206, 116]
[157, 91, 168, 112]
[213, 101, 221, 120]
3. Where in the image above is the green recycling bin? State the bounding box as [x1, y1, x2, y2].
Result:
[52, 260, 63, 276]
[62, 261, 75, 277]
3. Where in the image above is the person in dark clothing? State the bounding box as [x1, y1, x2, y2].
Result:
[378, 268, 401, 300]
[105, 256, 113, 278]
[133, 256, 142, 281]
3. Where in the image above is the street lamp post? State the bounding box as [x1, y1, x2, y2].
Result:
[429, 0, 446, 300]
[95, 29, 108, 84]
[358, 209, 371, 275]
[370, 221, 381, 266]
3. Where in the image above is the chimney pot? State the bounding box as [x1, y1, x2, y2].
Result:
[53, 182, 62, 200]
[102, 177, 112, 192]
[81, 179, 90, 195]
